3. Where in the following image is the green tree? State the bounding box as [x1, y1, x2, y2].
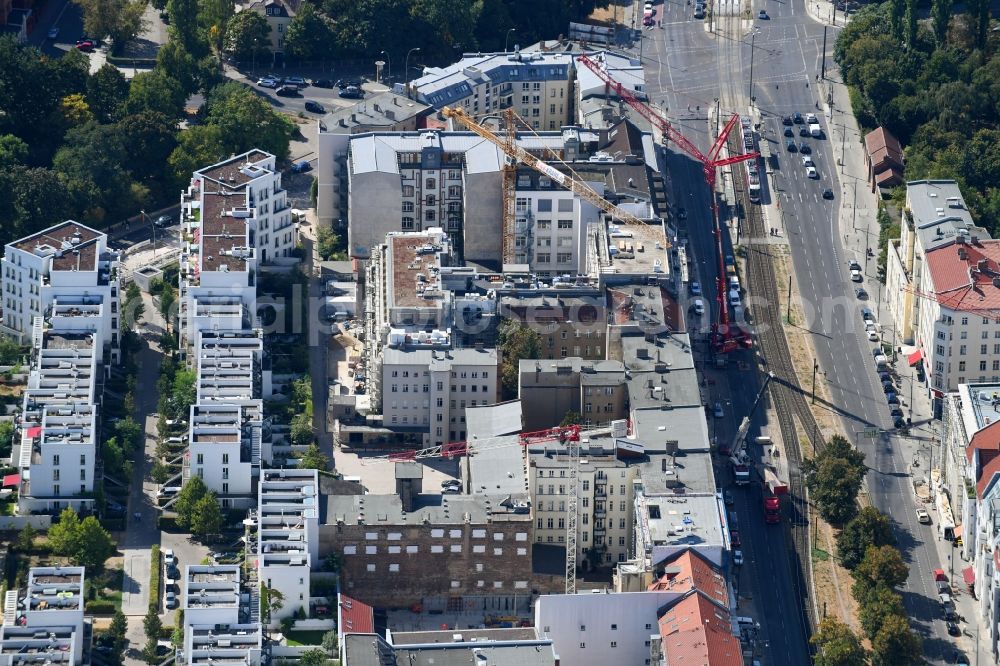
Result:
[871, 613, 923, 665]
[167, 124, 226, 189]
[151, 461, 170, 484]
[223, 10, 271, 61]
[72, 0, 148, 45]
[0, 166, 77, 249]
[158, 282, 177, 327]
[811, 617, 868, 666]
[260, 585, 284, 623]
[173, 475, 208, 529]
[199, 0, 234, 51]
[297, 443, 329, 470]
[74, 516, 116, 570]
[496, 319, 541, 400]
[48, 506, 83, 555]
[316, 226, 345, 260]
[931, 0, 952, 44]
[125, 70, 186, 119]
[560, 411, 582, 426]
[116, 111, 179, 188]
[86, 64, 129, 123]
[968, 0, 991, 49]
[802, 435, 867, 526]
[321, 630, 338, 654]
[284, 3, 335, 61]
[836, 506, 895, 569]
[143, 605, 162, 639]
[0, 135, 28, 164]
[858, 584, 906, 639]
[853, 545, 909, 593]
[102, 436, 128, 476]
[206, 82, 295, 159]
[299, 649, 328, 666]
[172, 368, 198, 417]
[889, 0, 905, 40]
[904, 0, 918, 46]
[0, 419, 14, 458]
[166, 0, 201, 53]
[14, 524, 36, 552]
[190, 492, 223, 537]
[115, 416, 143, 450]
[108, 610, 128, 652]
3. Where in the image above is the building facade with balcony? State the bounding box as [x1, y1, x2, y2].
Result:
[408, 51, 574, 131]
[180, 565, 264, 666]
[1, 221, 120, 362]
[1, 567, 86, 665]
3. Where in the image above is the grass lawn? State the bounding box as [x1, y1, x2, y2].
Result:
[285, 630, 328, 646]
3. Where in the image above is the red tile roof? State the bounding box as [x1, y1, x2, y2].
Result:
[339, 594, 375, 635]
[864, 127, 904, 171]
[647, 550, 728, 608]
[658, 592, 742, 666]
[967, 419, 1000, 463]
[924, 240, 1000, 314]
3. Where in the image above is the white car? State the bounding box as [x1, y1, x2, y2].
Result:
[256, 77, 279, 88]
[691, 298, 705, 316]
[163, 549, 176, 567]
[713, 402, 724, 418]
[806, 166, 818, 179]
[916, 507, 931, 524]
[850, 269, 863, 282]
[733, 550, 744, 566]
[801, 155, 814, 167]
[867, 330, 879, 342]
[805, 112, 818, 124]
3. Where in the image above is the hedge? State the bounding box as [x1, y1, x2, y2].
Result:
[148, 544, 161, 611]
[157, 516, 178, 531]
[85, 600, 117, 615]
[105, 55, 156, 68]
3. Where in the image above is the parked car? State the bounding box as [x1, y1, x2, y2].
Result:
[855, 287, 868, 299]
[153, 214, 172, 228]
[860, 307, 874, 321]
[75, 39, 94, 51]
[868, 330, 880, 342]
[336, 78, 363, 90]
[724, 490, 734, 506]
[786, 139, 797, 152]
[643, 14, 654, 25]
[256, 77, 279, 88]
[890, 407, 904, 417]
[290, 160, 311, 173]
[782, 116, 793, 126]
[887, 393, 900, 404]
[806, 166, 818, 179]
[894, 417, 908, 429]
[339, 86, 364, 99]
[793, 112, 804, 123]
[730, 530, 741, 547]
[784, 127, 794, 137]
[47, 27, 59, 39]
[690, 298, 705, 316]
[442, 486, 461, 494]
[850, 269, 863, 282]
[275, 85, 300, 97]
[733, 549, 744, 565]
[758, 9, 768, 18]
[689, 281, 702, 295]
[163, 549, 176, 567]
[165, 591, 177, 609]
[802, 155, 815, 167]
[441, 479, 461, 489]
[284, 76, 307, 87]
[713, 402, 724, 418]
[946, 621, 960, 636]
[799, 126, 810, 137]
[312, 78, 334, 88]
[304, 100, 326, 113]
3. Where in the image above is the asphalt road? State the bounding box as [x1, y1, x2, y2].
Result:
[641, 0, 959, 660]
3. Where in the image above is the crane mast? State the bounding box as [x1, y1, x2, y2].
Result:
[442, 106, 669, 251]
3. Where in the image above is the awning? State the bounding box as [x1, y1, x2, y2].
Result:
[908, 349, 924, 366]
[25, 426, 41, 438]
[2, 473, 20, 487]
[954, 525, 963, 538]
[963, 566, 976, 586]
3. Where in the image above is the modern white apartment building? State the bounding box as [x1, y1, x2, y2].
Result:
[258, 469, 320, 623]
[181, 565, 264, 666]
[1, 222, 121, 357]
[408, 51, 574, 131]
[884, 180, 1000, 394]
[1, 567, 86, 665]
[16, 326, 101, 513]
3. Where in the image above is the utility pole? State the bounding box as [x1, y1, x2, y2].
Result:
[812, 358, 819, 403]
[748, 30, 758, 104]
[786, 275, 792, 324]
[821, 26, 828, 79]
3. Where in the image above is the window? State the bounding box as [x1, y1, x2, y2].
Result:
[962, 317, 969, 325]
[80, 454, 86, 465]
[365, 545, 377, 554]
[537, 199, 553, 212]
[401, 217, 415, 230]
[53, 454, 60, 465]
[557, 252, 572, 263]
[388, 546, 401, 554]
[403, 185, 414, 196]
[425, 178, 436, 189]
[343, 545, 357, 555]
[494, 547, 503, 555]
[53, 470, 60, 481]
[610, 642, 617, 648]
[402, 201, 414, 212]
[959, 361, 966, 371]
[389, 563, 400, 572]
[406, 545, 418, 553]
[558, 219, 573, 229]
[367, 564, 376, 572]
[80, 469, 86, 480]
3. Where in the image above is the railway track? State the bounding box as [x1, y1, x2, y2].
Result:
[728, 131, 822, 641]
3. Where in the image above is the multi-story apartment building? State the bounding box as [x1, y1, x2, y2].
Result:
[320, 463, 537, 607]
[501, 289, 607, 362]
[369, 229, 454, 334]
[17, 326, 102, 513]
[884, 180, 1000, 394]
[1, 567, 86, 665]
[180, 565, 263, 666]
[327, 120, 659, 273]
[518, 358, 627, 430]
[175, 151, 284, 505]
[237, 0, 295, 57]
[944, 383, 1000, 659]
[526, 426, 640, 567]
[576, 50, 647, 130]
[408, 51, 574, 131]
[1, 221, 120, 360]
[258, 469, 319, 623]
[378, 345, 498, 445]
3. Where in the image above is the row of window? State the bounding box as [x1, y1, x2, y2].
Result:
[537, 483, 628, 495]
[361, 530, 523, 540]
[936, 343, 1000, 357]
[390, 384, 490, 394]
[389, 370, 489, 379]
[401, 183, 464, 196]
[344, 545, 528, 555]
[535, 501, 629, 514]
[535, 253, 574, 264]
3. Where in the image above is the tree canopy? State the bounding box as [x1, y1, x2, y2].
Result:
[497, 319, 541, 400]
[811, 618, 868, 666]
[836, 506, 896, 569]
[803, 435, 867, 525]
[48, 507, 116, 571]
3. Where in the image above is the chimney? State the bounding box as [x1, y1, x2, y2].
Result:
[374, 103, 381, 112]
[978, 259, 988, 273]
[394, 97, 400, 106]
[958, 248, 968, 261]
[350, 114, 357, 123]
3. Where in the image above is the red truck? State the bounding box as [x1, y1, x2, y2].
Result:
[763, 495, 780, 524]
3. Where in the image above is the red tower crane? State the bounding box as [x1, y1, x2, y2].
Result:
[576, 54, 759, 353]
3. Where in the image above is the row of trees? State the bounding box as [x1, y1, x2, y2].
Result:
[835, 1, 1000, 235]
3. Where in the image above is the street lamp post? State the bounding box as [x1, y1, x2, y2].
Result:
[748, 28, 760, 104]
[404, 47, 421, 99]
[505, 28, 516, 53]
[380, 50, 391, 79]
[252, 38, 258, 76]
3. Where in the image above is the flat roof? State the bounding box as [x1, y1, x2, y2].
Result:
[605, 220, 669, 275]
[640, 492, 725, 551]
[907, 180, 989, 251]
[468, 435, 526, 496]
[325, 491, 530, 526]
[381, 345, 498, 367]
[343, 634, 557, 666]
[320, 91, 432, 134]
[10, 221, 101, 255]
[411, 51, 573, 107]
[196, 150, 273, 188]
[391, 628, 539, 645]
[465, 401, 523, 439]
[388, 233, 447, 309]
